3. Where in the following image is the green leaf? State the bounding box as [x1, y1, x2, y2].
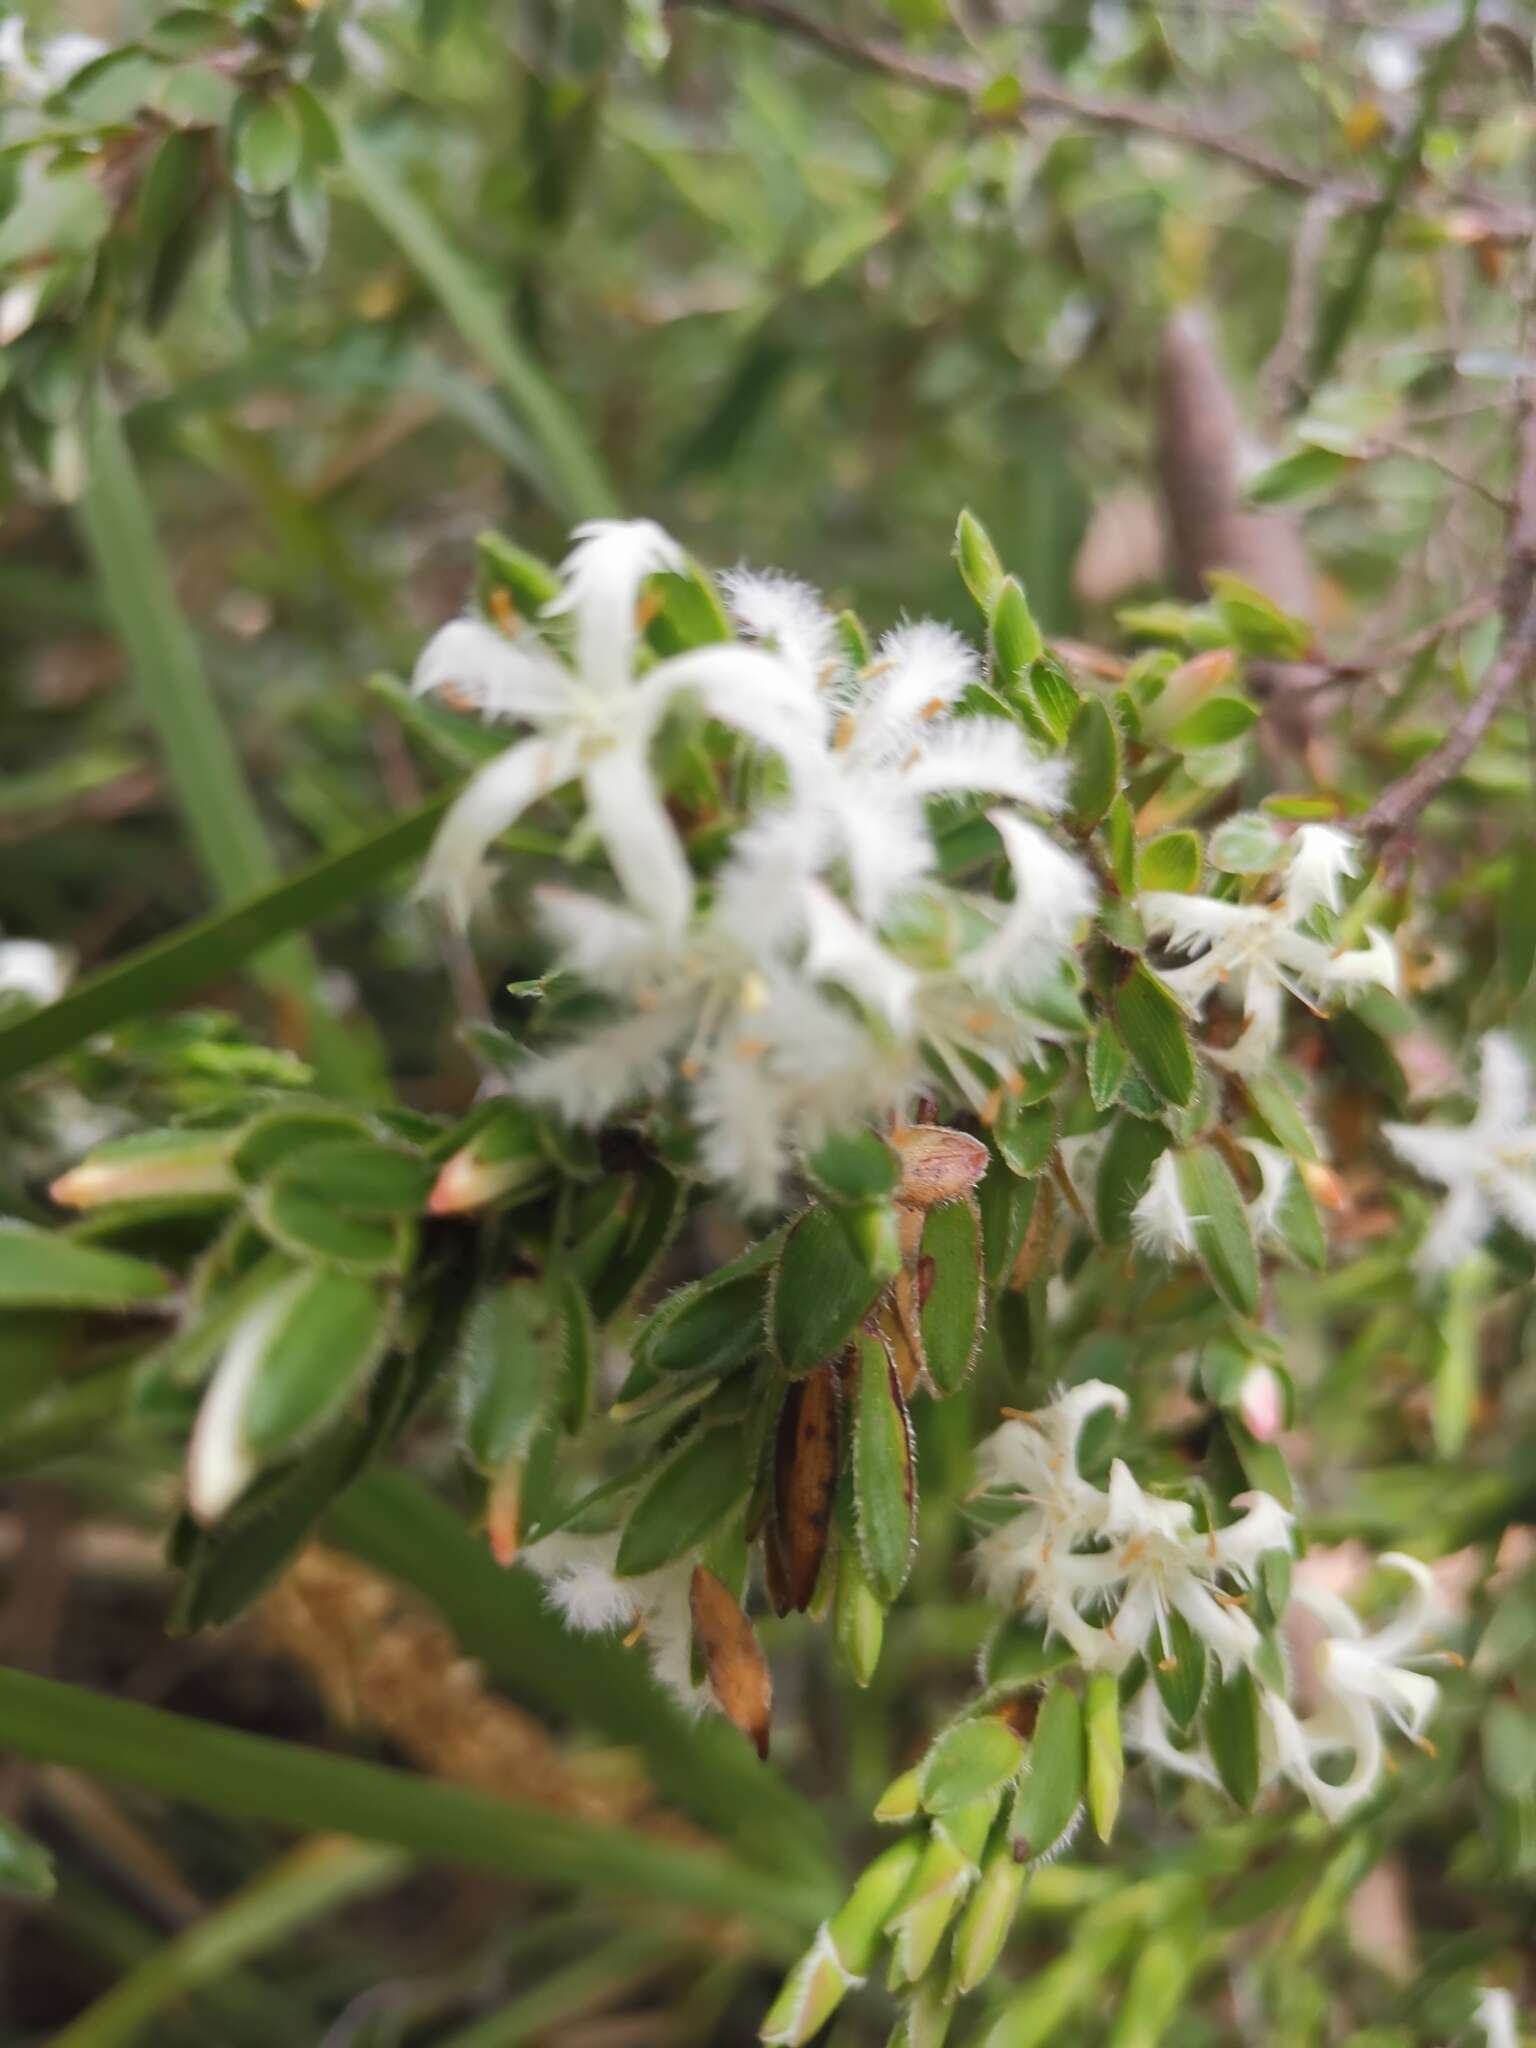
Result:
[1066, 695, 1121, 831]
[1015, 1684, 1084, 1860]
[1241, 1070, 1318, 1161]
[984, 1614, 1075, 1690]
[1207, 573, 1312, 660]
[852, 1331, 916, 1604]
[232, 1108, 373, 1183]
[0, 1815, 56, 1902]
[1274, 1164, 1328, 1271]
[1175, 1148, 1260, 1315]
[1104, 795, 1137, 894]
[1208, 810, 1286, 874]
[1138, 830, 1201, 893]
[1247, 444, 1353, 505]
[633, 1238, 777, 1378]
[0, 1226, 170, 1310]
[252, 1181, 413, 1277]
[615, 1425, 750, 1578]
[920, 1717, 1025, 1816]
[993, 1098, 1055, 1177]
[457, 1281, 563, 1474]
[955, 508, 1005, 615]
[243, 1268, 395, 1458]
[474, 529, 562, 615]
[231, 91, 303, 198]
[1111, 962, 1195, 1109]
[807, 1128, 901, 1206]
[1088, 1025, 1131, 1112]
[1432, 1254, 1494, 1460]
[1025, 653, 1081, 749]
[991, 575, 1043, 678]
[919, 1195, 984, 1395]
[1084, 1670, 1123, 1843]
[1204, 1667, 1262, 1809]
[586, 1168, 683, 1325]
[0, 1668, 814, 1941]
[275, 1140, 433, 1217]
[978, 1158, 1037, 1289]
[1152, 1608, 1208, 1731]
[770, 1205, 886, 1376]
[1168, 697, 1258, 750]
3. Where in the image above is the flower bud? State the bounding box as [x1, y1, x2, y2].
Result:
[890, 1126, 989, 1210]
[427, 1103, 552, 1216]
[829, 1835, 925, 1971]
[761, 1837, 924, 2046]
[874, 1764, 921, 1825]
[1237, 1362, 1285, 1444]
[759, 1924, 857, 2046]
[835, 1524, 886, 1688]
[890, 1977, 954, 2047]
[885, 1799, 994, 1983]
[51, 1132, 235, 1211]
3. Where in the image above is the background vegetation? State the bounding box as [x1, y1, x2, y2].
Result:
[2, 2, 1535, 2042]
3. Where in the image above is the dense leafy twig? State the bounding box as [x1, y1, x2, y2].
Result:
[673, 0, 1533, 241]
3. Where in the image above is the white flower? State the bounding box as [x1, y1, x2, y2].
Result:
[1142, 827, 1396, 1074]
[1130, 1149, 1194, 1257]
[976, 1383, 1291, 1677]
[719, 567, 842, 693]
[415, 520, 820, 929]
[0, 937, 70, 1008]
[1472, 1988, 1522, 2048]
[1265, 1553, 1445, 1821]
[1385, 1033, 1536, 1270]
[519, 1529, 707, 1713]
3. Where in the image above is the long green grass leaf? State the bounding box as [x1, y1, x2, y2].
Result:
[329, 1470, 839, 1896]
[50, 1839, 408, 2048]
[0, 790, 453, 1086]
[0, 1668, 814, 1948]
[337, 120, 617, 523]
[74, 395, 312, 999]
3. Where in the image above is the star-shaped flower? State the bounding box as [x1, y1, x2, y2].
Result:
[1385, 1032, 1536, 1270]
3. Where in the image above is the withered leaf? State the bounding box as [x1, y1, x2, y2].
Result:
[891, 1126, 989, 1210]
[773, 1363, 842, 1612]
[690, 1564, 772, 1760]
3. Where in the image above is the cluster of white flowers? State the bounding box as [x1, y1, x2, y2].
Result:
[1386, 1031, 1536, 1272]
[1141, 822, 1397, 1076]
[975, 1382, 1449, 1821]
[414, 519, 1088, 1206]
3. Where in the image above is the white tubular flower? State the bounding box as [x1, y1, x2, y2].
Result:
[1121, 1687, 1222, 1791]
[1266, 1553, 1445, 1821]
[975, 1383, 1291, 1676]
[415, 520, 821, 930]
[0, 937, 70, 1008]
[1141, 830, 1396, 1074]
[186, 1272, 308, 1524]
[1384, 1032, 1536, 1270]
[520, 1529, 708, 1713]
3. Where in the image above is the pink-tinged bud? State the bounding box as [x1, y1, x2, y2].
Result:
[50, 1133, 235, 1211]
[1298, 1159, 1346, 1212]
[891, 1126, 989, 1209]
[1238, 1363, 1286, 1444]
[427, 1106, 551, 1216]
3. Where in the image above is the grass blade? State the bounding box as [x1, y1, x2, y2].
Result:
[50, 1839, 408, 2048]
[338, 119, 618, 524]
[74, 395, 312, 998]
[0, 791, 453, 1086]
[0, 1667, 815, 1948]
[329, 1470, 839, 1896]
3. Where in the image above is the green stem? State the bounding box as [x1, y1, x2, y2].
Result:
[1303, 0, 1479, 398]
[0, 1668, 812, 1949]
[435, 1929, 673, 2048]
[73, 395, 312, 998]
[49, 1839, 408, 2048]
[337, 119, 618, 524]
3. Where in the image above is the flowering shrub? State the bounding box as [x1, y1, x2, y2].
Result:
[19, 506, 1531, 2040]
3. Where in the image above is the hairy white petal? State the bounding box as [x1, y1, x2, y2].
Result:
[186, 1273, 307, 1523]
[544, 518, 684, 693]
[1284, 823, 1357, 922]
[535, 887, 669, 994]
[0, 938, 70, 1007]
[420, 732, 583, 924]
[719, 567, 841, 692]
[411, 617, 570, 723]
[583, 741, 695, 938]
[900, 720, 1068, 811]
[1131, 1148, 1195, 1256]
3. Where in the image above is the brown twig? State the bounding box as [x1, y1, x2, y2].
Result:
[1360, 404, 1536, 841]
[670, 0, 1536, 242]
